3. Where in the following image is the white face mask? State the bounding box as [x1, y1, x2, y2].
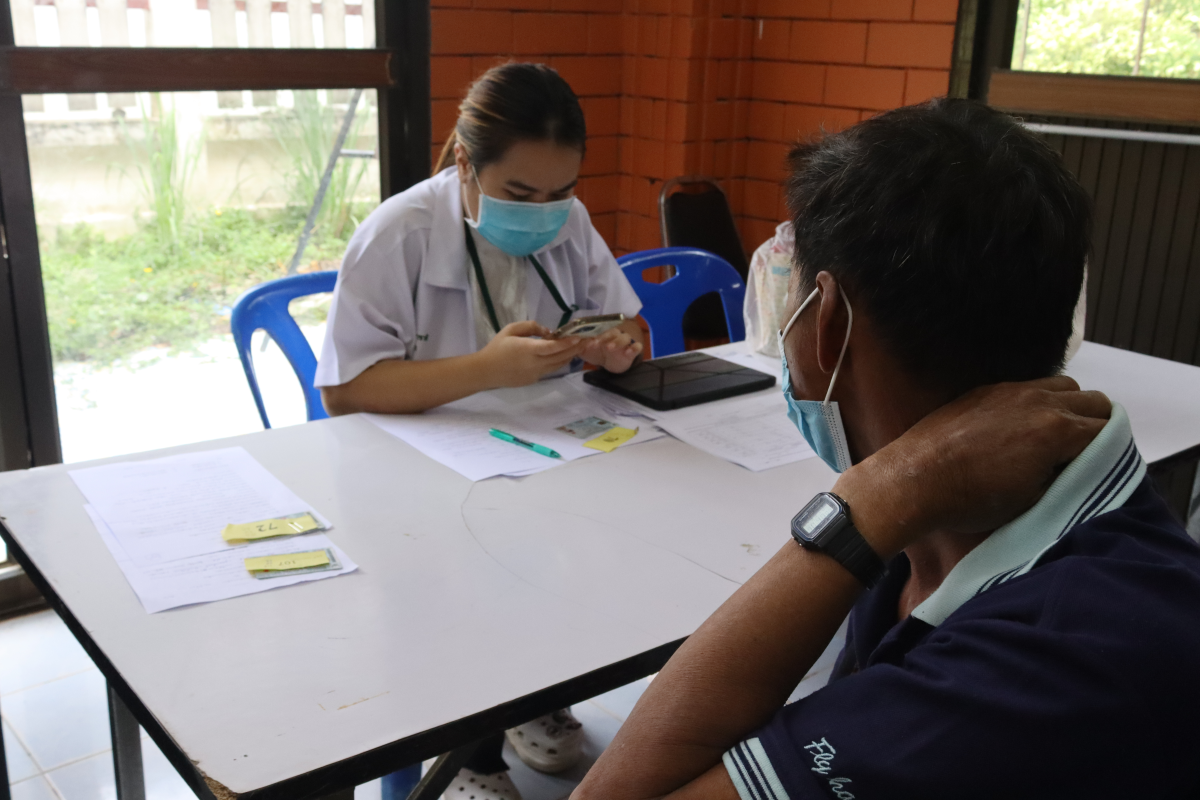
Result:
[778, 285, 854, 472]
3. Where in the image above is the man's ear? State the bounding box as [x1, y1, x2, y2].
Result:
[813, 271, 850, 375]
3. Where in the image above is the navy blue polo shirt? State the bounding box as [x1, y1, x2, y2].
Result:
[724, 403, 1200, 799]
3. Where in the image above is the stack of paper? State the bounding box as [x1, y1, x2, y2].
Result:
[71, 447, 357, 613]
[366, 378, 663, 481]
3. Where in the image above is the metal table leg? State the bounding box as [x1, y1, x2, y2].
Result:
[107, 683, 145, 800]
[404, 739, 483, 800]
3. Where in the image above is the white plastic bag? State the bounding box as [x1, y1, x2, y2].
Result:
[743, 220, 794, 358]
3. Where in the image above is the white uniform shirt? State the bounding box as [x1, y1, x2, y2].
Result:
[315, 167, 643, 387]
[466, 225, 528, 347]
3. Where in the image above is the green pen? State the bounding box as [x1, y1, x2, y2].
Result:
[489, 428, 562, 459]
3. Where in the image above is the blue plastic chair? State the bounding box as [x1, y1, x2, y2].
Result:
[232, 271, 424, 796]
[617, 247, 747, 358]
[230, 271, 337, 429]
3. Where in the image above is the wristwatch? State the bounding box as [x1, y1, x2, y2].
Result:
[790, 492, 887, 589]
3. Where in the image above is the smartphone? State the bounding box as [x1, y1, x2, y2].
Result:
[550, 313, 626, 339]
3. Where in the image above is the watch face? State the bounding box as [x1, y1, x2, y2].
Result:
[792, 494, 839, 540]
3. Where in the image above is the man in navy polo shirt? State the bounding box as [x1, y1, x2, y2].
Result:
[573, 98, 1200, 799]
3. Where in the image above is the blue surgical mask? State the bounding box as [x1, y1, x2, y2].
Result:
[779, 286, 854, 473]
[467, 168, 574, 257]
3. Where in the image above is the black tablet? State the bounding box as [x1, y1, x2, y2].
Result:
[583, 351, 776, 411]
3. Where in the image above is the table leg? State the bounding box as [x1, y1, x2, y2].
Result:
[402, 739, 483, 800]
[107, 683, 146, 800]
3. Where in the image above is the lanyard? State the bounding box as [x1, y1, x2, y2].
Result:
[463, 221, 577, 333]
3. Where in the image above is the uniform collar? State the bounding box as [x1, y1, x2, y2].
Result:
[423, 167, 579, 292]
[912, 402, 1147, 627]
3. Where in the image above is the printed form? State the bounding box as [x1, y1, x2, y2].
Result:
[70, 447, 356, 613]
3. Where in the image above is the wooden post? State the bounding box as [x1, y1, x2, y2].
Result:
[287, 0, 314, 48]
[97, 0, 135, 108]
[246, 0, 276, 106]
[57, 0, 98, 110]
[209, 0, 242, 108]
[9, 0, 41, 110]
[324, 0, 348, 102]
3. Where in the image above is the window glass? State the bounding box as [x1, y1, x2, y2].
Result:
[1012, 0, 1200, 78]
[28, 88, 379, 462]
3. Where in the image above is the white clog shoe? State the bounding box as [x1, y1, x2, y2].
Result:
[442, 768, 522, 800]
[504, 708, 584, 774]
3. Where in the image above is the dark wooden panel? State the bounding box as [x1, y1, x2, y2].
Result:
[1152, 147, 1200, 359]
[992, 70, 1200, 125]
[1111, 140, 1165, 351]
[1131, 144, 1185, 355]
[0, 47, 394, 94]
[1084, 137, 1129, 340]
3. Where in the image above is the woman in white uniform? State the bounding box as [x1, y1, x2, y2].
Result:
[315, 63, 645, 798]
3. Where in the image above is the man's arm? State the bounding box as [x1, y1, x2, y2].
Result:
[572, 378, 1112, 800]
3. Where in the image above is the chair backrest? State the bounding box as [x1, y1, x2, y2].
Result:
[230, 271, 338, 429]
[658, 177, 750, 278]
[617, 247, 746, 358]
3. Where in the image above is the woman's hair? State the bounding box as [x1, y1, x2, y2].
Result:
[433, 62, 587, 176]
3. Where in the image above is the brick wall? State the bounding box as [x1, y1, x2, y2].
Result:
[428, 0, 959, 256]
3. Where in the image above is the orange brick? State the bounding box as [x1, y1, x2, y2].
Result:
[588, 14, 623, 53]
[430, 56, 473, 99]
[735, 59, 754, 98]
[683, 142, 703, 173]
[671, 16, 700, 58]
[784, 103, 861, 139]
[903, 68, 949, 104]
[633, 174, 658, 216]
[667, 101, 702, 141]
[638, 15, 659, 56]
[639, 56, 670, 98]
[551, 0, 621, 10]
[579, 175, 621, 212]
[791, 21, 867, 64]
[741, 218, 779, 251]
[583, 96, 621, 136]
[753, 18, 790, 60]
[716, 60, 736, 99]
[744, 178, 782, 219]
[733, 138, 750, 175]
[704, 100, 733, 140]
[669, 57, 703, 101]
[471, 55, 507, 77]
[632, 213, 659, 251]
[825, 65, 906, 109]
[431, 0, 471, 8]
[831, 0, 912, 20]
[748, 100, 785, 141]
[619, 96, 636, 135]
[746, 139, 789, 180]
[656, 17, 674, 58]
[554, 56, 622, 95]
[664, 142, 686, 177]
[474, 0, 548, 8]
[866, 22, 954, 68]
[619, 137, 636, 172]
[591, 212, 618, 247]
[431, 10, 513, 55]
[913, 0, 957, 21]
[758, 0, 830, 16]
[514, 13, 588, 54]
[622, 54, 638, 94]
[616, 213, 633, 250]
[634, 97, 654, 137]
[583, 135, 620, 175]
[708, 17, 740, 59]
[753, 60, 825, 104]
[636, 138, 666, 177]
[641, 0, 672, 12]
[619, 174, 635, 208]
[672, 0, 708, 14]
[653, 99, 669, 139]
[622, 13, 639, 51]
[733, 104, 749, 138]
[431, 99, 459, 140]
[712, 140, 731, 174]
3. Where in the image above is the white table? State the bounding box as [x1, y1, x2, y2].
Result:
[1, 341, 1198, 800]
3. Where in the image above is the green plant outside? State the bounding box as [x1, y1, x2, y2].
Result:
[42, 205, 366, 366]
[117, 95, 202, 245]
[1015, 0, 1200, 79]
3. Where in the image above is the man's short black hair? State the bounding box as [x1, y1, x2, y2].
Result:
[786, 97, 1091, 394]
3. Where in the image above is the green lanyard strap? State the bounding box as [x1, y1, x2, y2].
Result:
[463, 221, 577, 333]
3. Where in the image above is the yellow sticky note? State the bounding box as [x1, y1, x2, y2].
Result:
[244, 550, 330, 573]
[583, 426, 638, 453]
[222, 513, 321, 543]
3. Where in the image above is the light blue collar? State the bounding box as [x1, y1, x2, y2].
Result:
[912, 402, 1146, 627]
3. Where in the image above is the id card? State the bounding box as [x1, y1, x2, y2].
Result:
[557, 416, 616, 439]
[246, 548, 341, 579]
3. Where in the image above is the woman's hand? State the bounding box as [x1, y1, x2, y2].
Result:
[478, 320, 585, 387]
[579, 322, 644, 373]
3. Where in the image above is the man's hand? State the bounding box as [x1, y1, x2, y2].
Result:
[837, 376, 1113, 559]
[477, 320, 584, 388]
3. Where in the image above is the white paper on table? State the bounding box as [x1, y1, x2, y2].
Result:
[85, 506, 357, 614]
[69, 447, 329, 568]
[365, 378, 663, 482]
[652, 391, 817, 471]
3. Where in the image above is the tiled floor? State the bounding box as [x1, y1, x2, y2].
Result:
[2, 608, 840, 800]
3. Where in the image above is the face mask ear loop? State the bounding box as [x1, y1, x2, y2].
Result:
[463, 164, 484, 226]
[823, 286, 853, 406]
[782, 286, 819, 340]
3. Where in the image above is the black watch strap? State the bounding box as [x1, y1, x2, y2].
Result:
[790, 492, 887, 589]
